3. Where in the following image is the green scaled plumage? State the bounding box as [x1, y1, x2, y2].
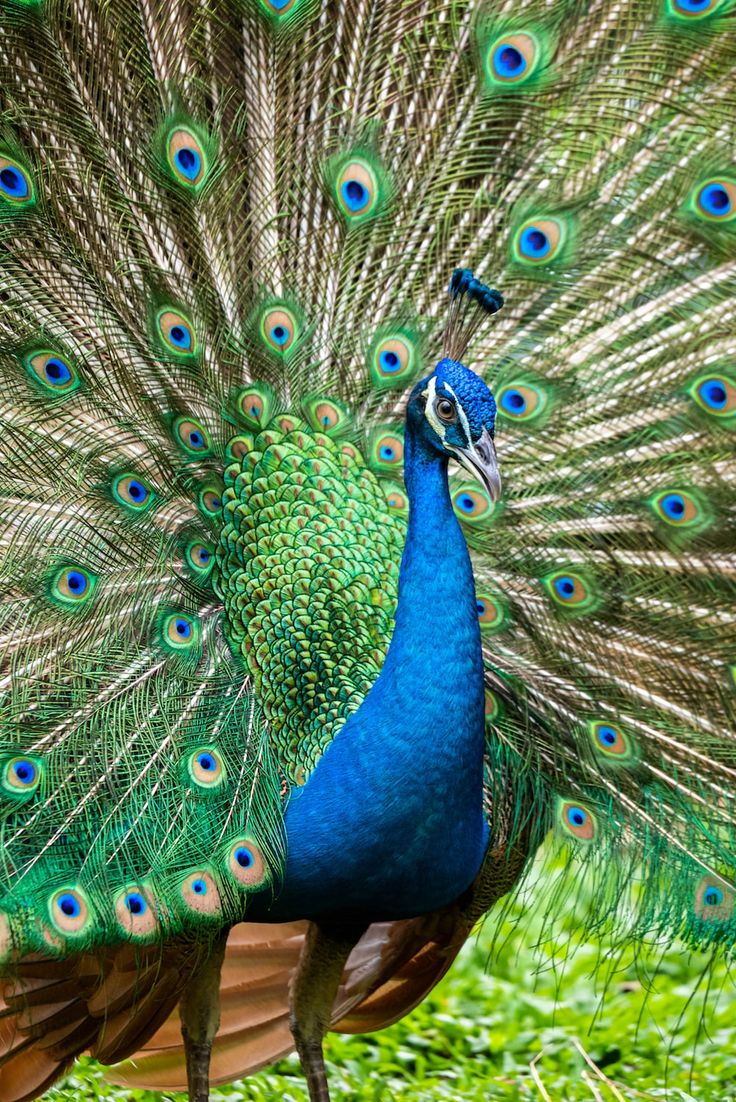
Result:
[0, 0, 734, 1097]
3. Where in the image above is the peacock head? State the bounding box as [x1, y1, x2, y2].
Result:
[407, 357, 502, 502]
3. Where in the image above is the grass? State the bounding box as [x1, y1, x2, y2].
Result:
[47, 861, 736, 1102]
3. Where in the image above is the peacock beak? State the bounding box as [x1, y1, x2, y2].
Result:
[456, 428, 502, 502]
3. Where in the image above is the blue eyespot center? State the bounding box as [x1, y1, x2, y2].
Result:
[457, 494, 475, 513]
[198, 548, 210, 564]
[0, 165, 28, 198]
[520, 227, 550, 258]
[477, 600, 486, 616]
[597, 726, 618, 746]
[704, 886, 724, 906]
[192, 878, 207, 895]
[125, 892, 147, 915]
[128, 479, 148, 502]
[169, 325, 191, 349]
[679, 0, 711, 10]
[380, 350, 400, 372]
[44, 357, 72, 384]
[67, 570, 88, 594]
[58, 893, 81, 918]
[197, 753, 215, 771]
[501, 389, 526, 413]
[379, 445, 395, 461]
[175, 618, 192, 638]
[699, 380, 728, 408]
[700, 183, 730, 214]
[661, 493, 685, 519]
[554, 576, 575, 599]
[189, 430, 203, 448]
[341, 179, 369, 212]
[568, 806, 586, 827]
[13, 759, 37, 784]
[494, 44, 526, 77]
[235, 846, 253, 868]
[270, 325, 288, 345]
[175, 147, 201, 179]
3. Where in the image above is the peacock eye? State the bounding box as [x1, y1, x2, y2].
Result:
[435, 397, 457, 424]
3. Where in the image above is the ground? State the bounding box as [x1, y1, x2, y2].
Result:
[47, 859, 736, 1102]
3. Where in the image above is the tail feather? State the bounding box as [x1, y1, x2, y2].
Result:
[0, 0, 735, 1092]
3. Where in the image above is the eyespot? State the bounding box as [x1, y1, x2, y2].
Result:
[49, 888, 91, 936]
[452, 486, 496, 525]
[694, 875, 734, 921]
[167, 128, 207, 188]
[370, 333, 418, 388]
[163, 613, 199, 650]
[237, 384, 274, 430]
[693, 179, 736, 221]
[52, 566, 96, 606]
[157, 309, 197, 356]
[559, 800, 596, 842]
[369, 429, 404, 474]
[259, 307, 298, 354]
[650, 489, 703, 527]
[278, 415, 300, 433]
[113, 473, 154, 512]
[24, 351, 80, 395]
[114, 886, 158, 939]
[0, 155, 34, 205]
[199, 487, 223, 517]
[226, 839, 268, 888]
[543, 571, 595, 611]
[484, 689, 501, 721]
[302, 395, 350, 435]
[589, 721, 637, 763]
[180, 870, 222, 916]
[186, 540, 214, 575]
[336, 159, 380, 220]
[383, 482, 408, 515]
[513, 218, 565, 264]
[188, 748, 225, 788]
[174, 416, 211, 455]
[475, 593, 507, 632]
[260, 0, 299, 15]
[690, 374, 736, 416]
[497, 382, 548, 421]
[668, 0, 722, 18]
[488, 33, 539, 85]
[2, 756, 41, 797]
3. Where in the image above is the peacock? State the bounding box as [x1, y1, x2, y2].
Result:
[0, 0, 734, 1099]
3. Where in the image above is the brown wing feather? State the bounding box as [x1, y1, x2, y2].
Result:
[0, 835, 529, 1098]
[109, 837, 529, 1090]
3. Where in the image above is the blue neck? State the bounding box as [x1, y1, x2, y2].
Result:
[384, 431, 483, 692]
[268, 428, 488, 921]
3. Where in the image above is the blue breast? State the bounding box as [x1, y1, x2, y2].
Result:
[263, 434, 488, 922]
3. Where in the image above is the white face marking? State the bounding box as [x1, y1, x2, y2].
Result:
[422, 377, 471, 452]
[423, 376, 447, 443]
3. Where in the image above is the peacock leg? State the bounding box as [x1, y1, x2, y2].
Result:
[179, 933, 229, 1102]
[290, 916, 367, 1102]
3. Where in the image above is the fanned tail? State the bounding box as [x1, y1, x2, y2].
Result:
[0, 0, 734, 1092]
